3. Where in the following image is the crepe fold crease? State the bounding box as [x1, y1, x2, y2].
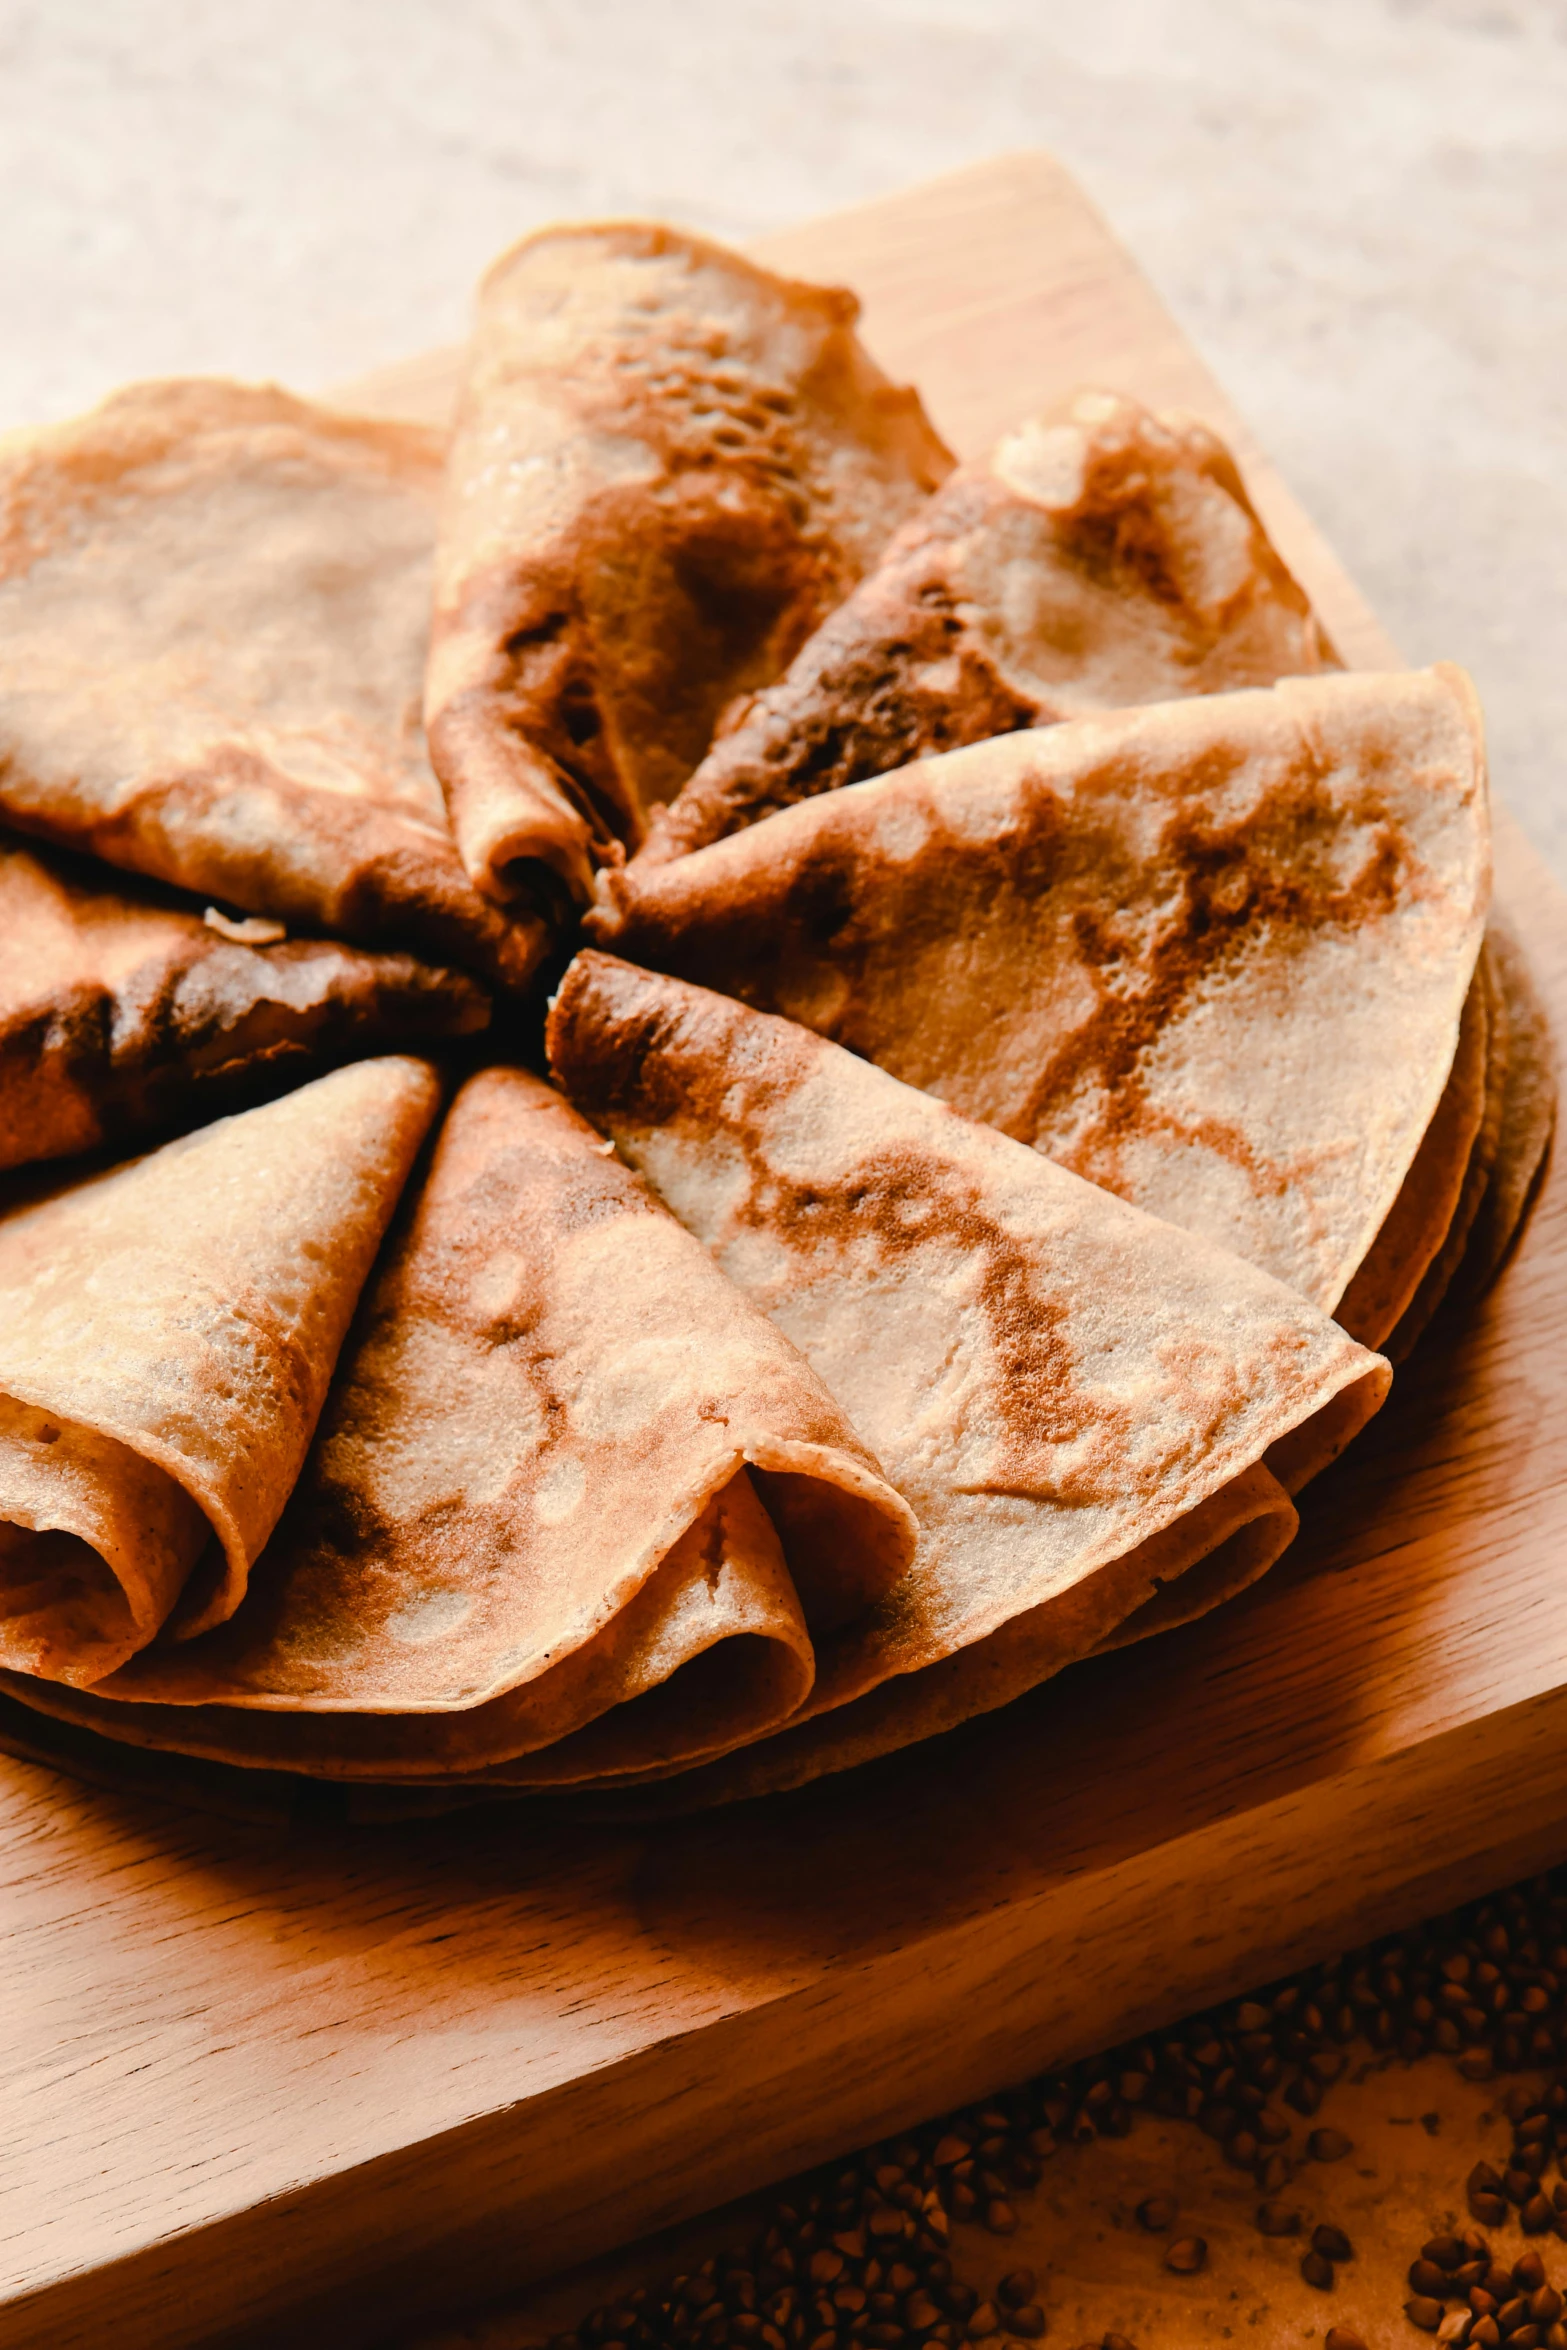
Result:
[0, 1066, 918, 1781]
[425, 222, 953, 914]
[543, 954, 1391, 1794]
[0, 380, 542, 994]
[593, 666, 1491, 1327]
[0, 1059, 442, 1685]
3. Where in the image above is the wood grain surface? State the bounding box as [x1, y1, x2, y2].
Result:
[0, 151, 1562, 2350]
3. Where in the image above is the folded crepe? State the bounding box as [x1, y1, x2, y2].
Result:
[0, 1058, 442, 1685]
[0, 1066, 918, 1781]
[1454, 917, 1558, 1307]
[0, 381, 540, 993]
[425, 222, 954, 914]
[639, 389, 1336, 865]
[1367, 913, 1557, 1359]
[593, 668, 1490, 1345]
[1345, 939, 1494, 1360]
[0, 832, 489, 1176]
[543, 955, 1391, 1795]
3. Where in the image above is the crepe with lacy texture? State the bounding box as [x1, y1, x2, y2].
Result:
[594, 668, 1489, 1331]
[639, 390, 1335, 865]
[2, 1067, 917, 1780]
[425, 222, 953, 914]
[0, 1058, 440, 1686]
[0, 833, 489, 1176]
[544, 955, 1390, 1790]
[0, 381, 540, 993]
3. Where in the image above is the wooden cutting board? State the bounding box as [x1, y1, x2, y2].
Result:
[1, 151, 1562, 2350]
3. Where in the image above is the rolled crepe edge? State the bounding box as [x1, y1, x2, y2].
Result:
[95, 1415, 897, 1719]
[0, 1398, 211, 1686]
[557, 1462, 1302, 1810]
[0, 1056, 446, 1674]
[1333, 959, 1490, 1348]
[0, 1469, 818, 1778]
[1264, 1356, 1393, 1499]
[425, 693, 603, 910]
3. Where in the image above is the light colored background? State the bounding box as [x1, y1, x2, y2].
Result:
[2, 0, 1563, 875]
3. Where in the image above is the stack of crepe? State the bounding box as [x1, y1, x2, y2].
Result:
[0, 222, 1551, 1815]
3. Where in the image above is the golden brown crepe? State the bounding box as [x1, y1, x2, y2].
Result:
[0, 832, 489, 1176]
[639, 390, 1336, 865]
[4, 1475, 818, 1785]
[593, 668, 1490, 1331]
[0, 380, 541, 994]
[1366, 915, 1557, 1360]
[0, 1058, 441, 1685]
[425, 222, 954, 914]
[1369, 946, 1497, 1362]
[1452, 915, 1558, 1307]
[0, 1066, 917, 1779]
[543, 954, 1390, 1793]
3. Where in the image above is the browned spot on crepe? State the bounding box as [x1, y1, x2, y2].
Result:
[1011, 761, 1409, 1190]
[735, 1137, 1126, 1505]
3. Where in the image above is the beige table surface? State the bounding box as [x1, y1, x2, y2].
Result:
[1, 0, 1563, 880]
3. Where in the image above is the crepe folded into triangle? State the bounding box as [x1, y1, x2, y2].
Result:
[0, 1058, 442, 1686]
[0, 1066, 917, 1780]
[639, 390, 1336, 865]
[425, 223, 954, 914]
[543, 955, 1390, 1794]
[593, 668, 1490, 1341]
[0, 381, 541, 994]
[0, 833, 490, 1176]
